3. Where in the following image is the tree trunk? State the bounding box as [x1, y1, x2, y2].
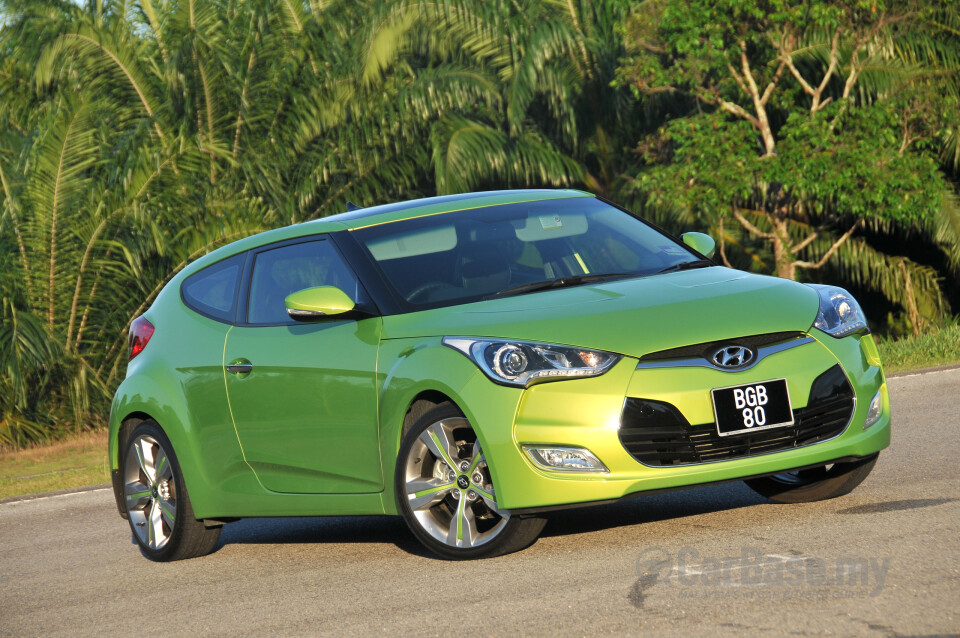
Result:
[772, 217, 796, 280]
[898, 259, 923, 337]
[775, 242, 796, 279]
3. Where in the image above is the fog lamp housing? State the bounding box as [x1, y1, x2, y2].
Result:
[523, 446, 608, 473]
[864, 390, 883, 429]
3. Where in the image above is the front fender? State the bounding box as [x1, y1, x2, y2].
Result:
[376, 338, 523, 514]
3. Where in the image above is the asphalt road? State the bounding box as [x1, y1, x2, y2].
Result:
[2, 368, 959, 637]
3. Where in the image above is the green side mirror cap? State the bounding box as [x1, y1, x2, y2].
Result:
[681, 232, 716, 259]
[284, 286, 355, 320]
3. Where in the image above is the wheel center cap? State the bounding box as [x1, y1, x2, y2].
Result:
[457, 475, 469, 489]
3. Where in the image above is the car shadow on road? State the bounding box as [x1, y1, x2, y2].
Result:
[211, 482, 769, 558]
[218, 514, 435, 557]
[836, 497, 956, 515]
[540, 481, 769, 538]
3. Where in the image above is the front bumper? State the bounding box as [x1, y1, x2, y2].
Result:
[465, 331, 889, 511]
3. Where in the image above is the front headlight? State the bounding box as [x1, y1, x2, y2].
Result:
[443, 337, 621, 387]
[809, 284, 869, 338]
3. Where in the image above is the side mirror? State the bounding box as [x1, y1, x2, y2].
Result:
[284, 286, 355, 320]
[681, 232, 716, 259]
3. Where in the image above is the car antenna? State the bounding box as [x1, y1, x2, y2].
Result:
[345, 201, 363, 212]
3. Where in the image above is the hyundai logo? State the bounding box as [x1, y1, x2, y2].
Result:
[710, 345, 755, 368]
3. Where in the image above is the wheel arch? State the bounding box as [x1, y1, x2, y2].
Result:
[109, 375, 207, 519]
[376, 339, 482, 514]
[402, 390, 457, 435]
[117, 412, 151, 462]
[109, 412, 153, 518]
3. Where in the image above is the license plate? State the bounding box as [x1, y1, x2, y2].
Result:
[710, 379, 794, 437]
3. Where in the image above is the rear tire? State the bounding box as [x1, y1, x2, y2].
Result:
[121, 421, 220, 561]
[395, 402, 545, 559]
[744, 454, 879, 504]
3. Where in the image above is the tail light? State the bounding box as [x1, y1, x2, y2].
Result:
[128, 316, 155, 361]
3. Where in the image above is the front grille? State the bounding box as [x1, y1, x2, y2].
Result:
[638, 331, 806, 363]
[619, 365, 854, 466]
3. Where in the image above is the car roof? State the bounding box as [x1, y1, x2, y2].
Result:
[179, 189, 594, 276]
[318, 189, 593, 230]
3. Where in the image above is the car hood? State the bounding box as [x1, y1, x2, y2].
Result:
[380, 267, 821, 359]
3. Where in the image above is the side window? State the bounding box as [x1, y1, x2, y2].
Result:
[181, 253, 245, 323]
[247, 239, 363, 325]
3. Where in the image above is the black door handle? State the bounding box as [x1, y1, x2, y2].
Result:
[226, 363, 253, 374]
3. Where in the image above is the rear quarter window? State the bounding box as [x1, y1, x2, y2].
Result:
[180, 253, 245, 322]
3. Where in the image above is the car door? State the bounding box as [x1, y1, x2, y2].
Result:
[223, 235, 383, 494]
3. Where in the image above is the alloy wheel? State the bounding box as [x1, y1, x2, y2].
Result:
[402, 417, 509, 549]
[124, 434, 177, 550]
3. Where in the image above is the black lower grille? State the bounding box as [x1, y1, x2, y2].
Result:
[619, 365, 855, 466]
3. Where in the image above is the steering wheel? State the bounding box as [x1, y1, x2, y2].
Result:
[406, 281, 449, 304]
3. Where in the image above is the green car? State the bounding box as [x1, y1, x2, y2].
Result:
[109, 189, 889, 561]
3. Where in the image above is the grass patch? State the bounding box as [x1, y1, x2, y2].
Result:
[877, 324, 960, 374]
[0, 429, 109, 499]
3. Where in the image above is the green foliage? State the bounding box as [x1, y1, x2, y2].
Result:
[637, 105, 944, 225]
[0, 0, 636, 446]
[638, 112, 762, 214]
[0, 0, 957, 447]
[773, 106, 943, 222]
[618, 0, 960, 329]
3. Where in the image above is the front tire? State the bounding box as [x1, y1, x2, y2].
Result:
[395, 402, 545, 559]
[121, 421, 220, 561]
[744, 454, 879, 503]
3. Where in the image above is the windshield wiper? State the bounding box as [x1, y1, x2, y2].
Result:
[486, 273, 635, 300]
[656, 259, 714, 274]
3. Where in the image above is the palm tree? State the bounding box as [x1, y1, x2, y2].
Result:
[0, 0, 266, 444]
[0, 0, 625, 445]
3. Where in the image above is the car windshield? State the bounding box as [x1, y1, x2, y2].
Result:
[351, 197, 705, 310]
